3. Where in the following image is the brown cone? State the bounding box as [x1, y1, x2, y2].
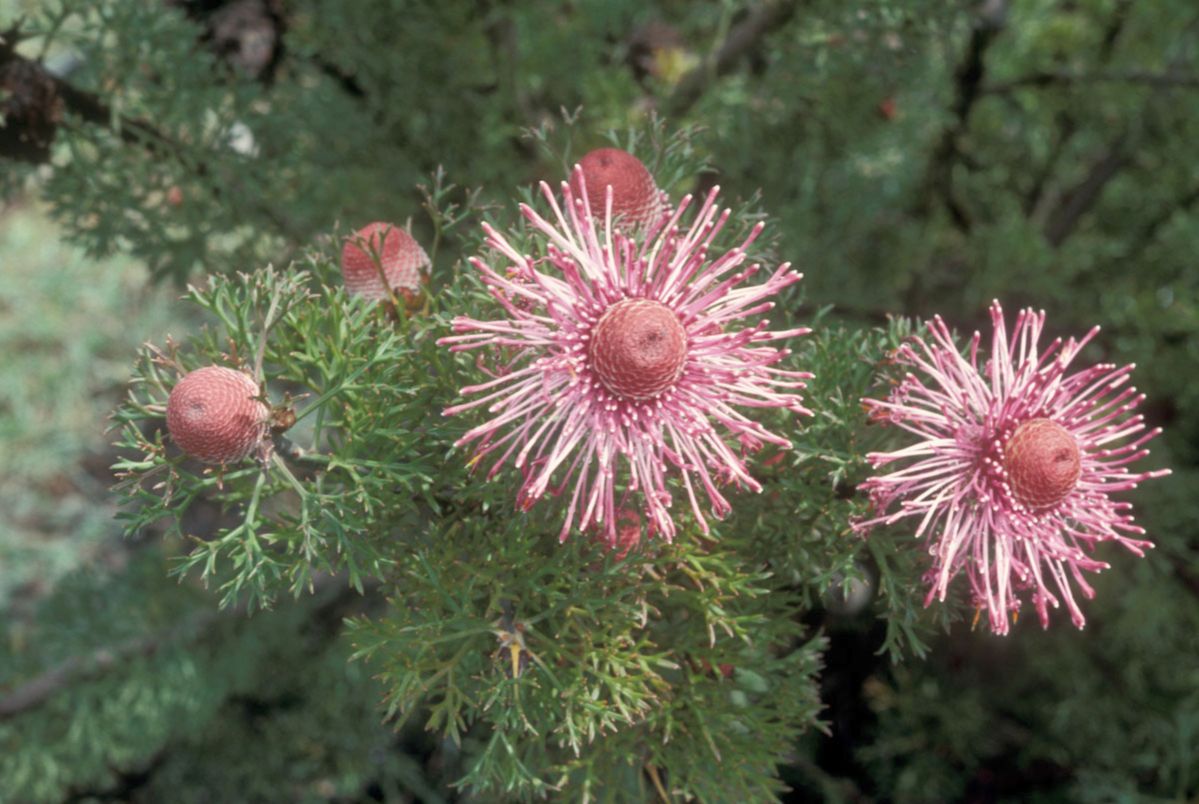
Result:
[1004, 418, 1081, 509]
[590, 298, 687, 401]
[569, 148, 663, 229]
[340, 222, 430, 304]
[167, 366, 268, 464]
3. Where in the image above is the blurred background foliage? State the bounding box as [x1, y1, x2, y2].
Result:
[1, 0, 1196, 801]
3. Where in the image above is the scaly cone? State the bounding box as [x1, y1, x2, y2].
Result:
[568, 147, 665, 230]
[166, 366, 269, 464]
[1003, 418, 1082, 509]
[340, 222, 431, 305]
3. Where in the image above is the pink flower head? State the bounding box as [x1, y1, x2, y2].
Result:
[856, 301, 1170, 634]
[439, 170, 812, 544]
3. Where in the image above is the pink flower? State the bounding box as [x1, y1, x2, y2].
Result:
[856, 302, 1170, 634]
[440, 173, 811, 544]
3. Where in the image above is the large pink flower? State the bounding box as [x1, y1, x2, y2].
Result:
[440, 174, 811, 544]
[856, 302, 1170, 634]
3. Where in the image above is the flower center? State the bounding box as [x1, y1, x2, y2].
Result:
[589, 298, 687, 401]
[1003, 418, 1081, 509]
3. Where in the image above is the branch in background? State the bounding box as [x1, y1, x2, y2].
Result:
[1018, 0, 1130, 218]
[0, 610, 219, 720]
[1120, 181, 1199, 262]
[1023, 114, 1076, 216]
[0, 29, 150, 164]
[665, 0, 803, 117]
[0, 572, 369, 721]
[995, 0, 1188, 105]
[1, 24, 61, 163]
[311, 55, 367, 98]
[1022, 0, 1141, 242]
[1098, 0, 1133, 59]
[984, 69, 1199, 95]
[1007, 9, 1199, 255]
[62, 56, 304, 240]
[913, 1, 1008, 232]
[1041, 137, 1130, 248]
[0, 22, 304, 241]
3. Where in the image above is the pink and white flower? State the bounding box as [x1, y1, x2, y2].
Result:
[440, 172, 811, 544]
[856, 301, 1170, 634]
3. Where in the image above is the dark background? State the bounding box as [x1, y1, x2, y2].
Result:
[1, 0, 1196, 801]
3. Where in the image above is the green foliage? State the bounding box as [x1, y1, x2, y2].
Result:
[104, 126, 878, 797]
[2, 0, 1197, 800]
[350, 528, 824, 800]
[112, 266, 445, 609]
[862, 555, 1199, 803]
[0, 549, 422, 804]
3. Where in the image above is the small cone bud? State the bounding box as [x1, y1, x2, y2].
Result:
[589, 509, 643, 560]
[590, 299, 687, 401]
[340, 222, 430, 305]
[569, 148, 663, 228]
[612, 509, 643, 559]
[1004, 418, 1081, 509]
[167, 366, 268, 464]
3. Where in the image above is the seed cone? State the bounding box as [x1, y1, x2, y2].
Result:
[167, 366, 268, 464]
[588, 509, 644, 562]
[589, 298, 688, 401]
[340, 222, 430, 304]
[609, 508, 645, 558]
[1004, 418, 1081, 509]
[569, 147, 664, 229]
